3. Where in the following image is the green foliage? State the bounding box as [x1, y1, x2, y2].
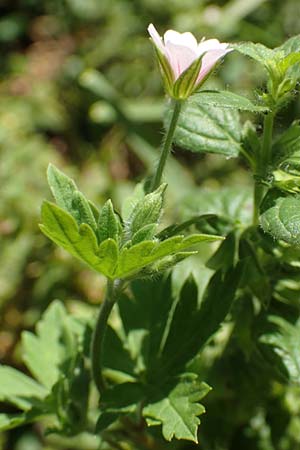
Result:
[172, 98, 242, 157]
[192, 90, 268, 112]
[41, 165, 222, 279]
[97, 270, 240, 442]
[260, 195, 300, 246]
[261, 316, 300, 383]
[0, 301, 90, 434]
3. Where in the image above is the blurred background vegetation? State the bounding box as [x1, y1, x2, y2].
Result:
[0, 0, 300, 449]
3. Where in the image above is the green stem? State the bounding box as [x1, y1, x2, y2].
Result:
[90, 278, 122, 395]
[253, 112, 274, 225]
[150, 100, 182, 191]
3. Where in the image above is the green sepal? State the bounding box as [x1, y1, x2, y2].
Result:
[97, 199, 122, 244]
[152, 45, 175, 97]
[173, 54, 204, 100]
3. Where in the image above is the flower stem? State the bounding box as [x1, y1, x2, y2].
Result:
[150, 100, 182, 191]
[90, 278, 123, 395]
[253, 112, 274, 225]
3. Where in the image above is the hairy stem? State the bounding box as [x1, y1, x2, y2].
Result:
[150, 100, 182, 191]
[91, 278, 122, 395]
[253, 112, 274, 225]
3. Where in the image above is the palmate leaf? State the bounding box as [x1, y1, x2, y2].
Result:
[144, 374, 211, 442]
[0, 301, 90, 433]
[41, 199, 221, 279]
[97, 374, 210, 442]
[99, 268, 241, 442]
[260, 195, 300, 246]
[171, 98, 242, 157]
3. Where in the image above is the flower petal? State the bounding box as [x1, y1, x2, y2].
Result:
[164, 30, 198, 52]
[148, 23, 165, 54]
[197, 38, 229, 55]
[197, 48, 232, 83]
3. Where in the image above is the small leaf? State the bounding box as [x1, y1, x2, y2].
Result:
[97, 199, 121, 243]
[71, 190, 97, 231]
[260, 195, 300, 246]
[172, 99, 242, 157]
[116, 234, 222, 278]
[128, 184, 166, 237]
[121, 183, 145, 221]
[97, 238, 119, 276]
[143, 374, 211, 442]
[131, 223, 157, 245]
[47, 164, 78, 215]
[192, 90, 268, 112]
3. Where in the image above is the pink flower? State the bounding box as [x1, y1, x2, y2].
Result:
[148, 24, 232, 99]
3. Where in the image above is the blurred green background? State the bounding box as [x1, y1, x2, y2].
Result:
[0, 0, 300, 449]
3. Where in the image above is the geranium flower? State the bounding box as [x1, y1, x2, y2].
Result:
[148, 24, 232, 99]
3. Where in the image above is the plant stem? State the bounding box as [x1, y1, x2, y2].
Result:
[253, 112, 274, 225]
[91, 278, 122, 395]
[150, 100, 182, 191]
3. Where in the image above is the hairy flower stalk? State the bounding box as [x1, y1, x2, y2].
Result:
[148, 24, 231, 190]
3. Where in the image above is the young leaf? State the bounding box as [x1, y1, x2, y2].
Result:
[131, 223, 157, 245]
[260, 195, 300, 246]
[47, 163, 78, 215]
[127, 184, 166, 237]
[171, 99, 242, 157]
[97, 199, 121, 243]
[116, 234, 222, 278]
[71, 190, 97, 231]
[143, 374, 211, 442]
[192, 90, 268, 112]
[121, 183, 145, 222]
[47, 164, 98, 231]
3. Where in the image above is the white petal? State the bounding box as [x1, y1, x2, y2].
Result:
[164, 30, 198, 53]
[198, 39, 229, 56]
[148, 23, 165, 54]
[164, 43, 198, 80]
[197, 48, 231, 83]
